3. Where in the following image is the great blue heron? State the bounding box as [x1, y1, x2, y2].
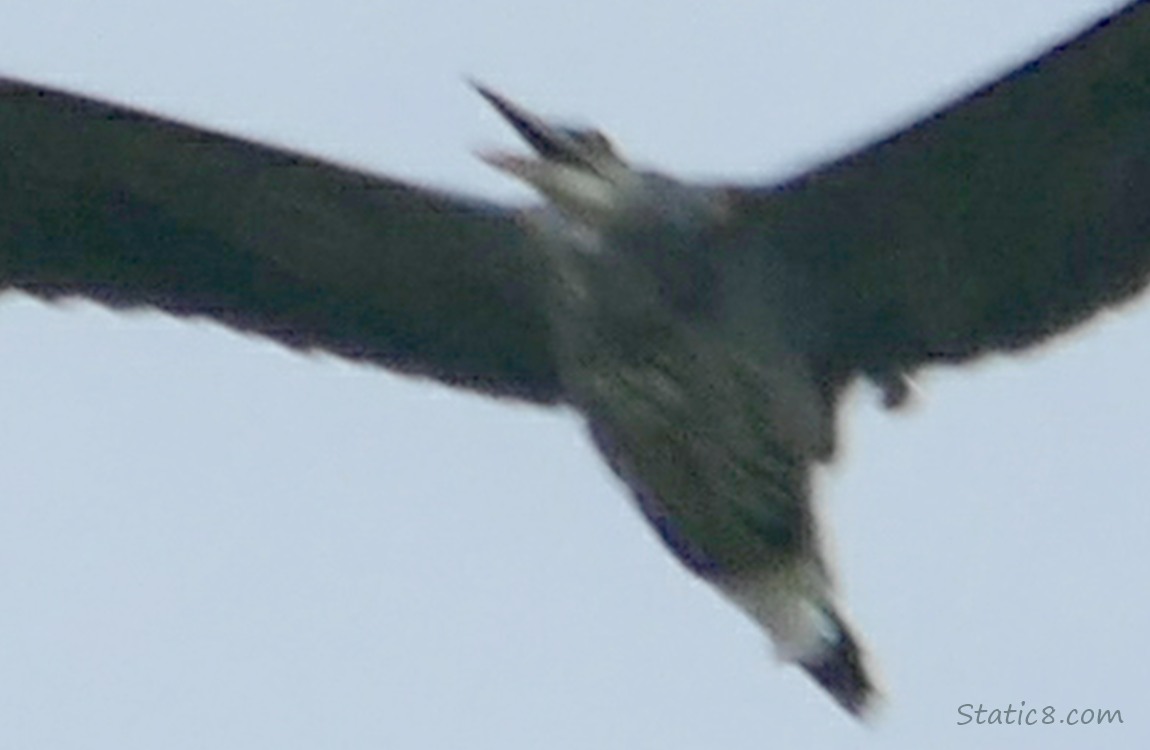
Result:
[3, 0, 1149, 718]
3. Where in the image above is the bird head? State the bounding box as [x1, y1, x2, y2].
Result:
[473, 82, 635, 227]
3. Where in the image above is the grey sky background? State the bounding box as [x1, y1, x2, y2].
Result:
[0, 1, 1145, 747]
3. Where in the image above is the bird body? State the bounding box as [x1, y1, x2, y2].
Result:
[4, 0, 1150, 720]
[479, 91, 870, 709]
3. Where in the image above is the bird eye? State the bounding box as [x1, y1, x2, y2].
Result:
[570, 128, 614, 155]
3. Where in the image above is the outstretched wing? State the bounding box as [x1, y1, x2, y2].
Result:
[724, 0, 1150, 390]
[0, 80, 562, 404]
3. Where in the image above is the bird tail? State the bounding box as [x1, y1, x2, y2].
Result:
[719, 568, 878, 718]
[797, 606, 875, 718]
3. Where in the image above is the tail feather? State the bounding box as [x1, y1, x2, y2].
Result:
[799, 613, 876, 717]
[719, 568, 878, 718]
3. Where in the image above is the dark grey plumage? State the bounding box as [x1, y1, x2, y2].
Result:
[4, 0, 1150, 718]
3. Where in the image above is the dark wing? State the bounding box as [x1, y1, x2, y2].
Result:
[0, 79, 562, 404]
[723, 0, 1150, 391]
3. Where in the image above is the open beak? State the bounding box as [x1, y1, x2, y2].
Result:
[472, 82, 623, 223]
[472, 82, 590, 170]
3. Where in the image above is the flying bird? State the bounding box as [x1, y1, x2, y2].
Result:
[3, 0, 1150, 718]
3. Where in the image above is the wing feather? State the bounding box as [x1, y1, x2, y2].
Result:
[0, 79, 561, 403]
[725, 0, 1150, 388]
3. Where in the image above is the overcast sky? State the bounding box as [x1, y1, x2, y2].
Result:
[0, 1, 1145, 748]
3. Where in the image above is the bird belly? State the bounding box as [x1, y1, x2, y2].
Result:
[561, 326, 821, 579]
